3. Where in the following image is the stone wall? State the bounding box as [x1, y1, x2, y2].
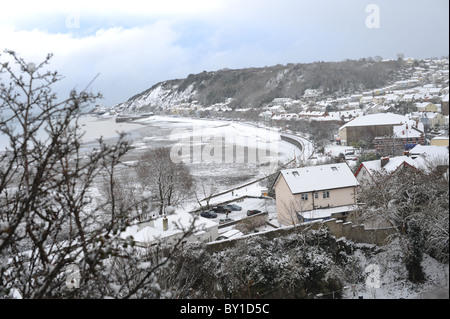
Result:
[322, 219, 396, 246]
[205, 218, 396, 253]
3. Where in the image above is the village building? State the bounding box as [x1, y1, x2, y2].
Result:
[356, 145, 449, 184]
[338, 113, 419, 146]
[430, 136, 449, 147]
[121, 212, 218, 247]
[273, 163, 359, 226]
[442, 93, 449, 115]
[373, 120, 425, 155]
[355, 156, 421, 184]
[415, 102, 439, 112]
[409, 144, 449, 162]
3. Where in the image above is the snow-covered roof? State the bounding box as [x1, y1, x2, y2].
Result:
[121, 212, 217, 244]
[360, 156, 417, 175]
[340, 113, 408, 129]
[358, 149, 449, 177]
[278, 163, 359, 194]
[410, 145, 449, 160]
[392, 121, 423, 138]
[300, 204, 359, 220]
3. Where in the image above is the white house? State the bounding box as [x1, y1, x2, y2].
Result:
[409, 144, 449, 162]
[355, 146, 449, 184]
[121, 212, 219, 247]
[273, 163, 359, 226]
[267, 105, 286, 114]
[354, 156, 419, 184]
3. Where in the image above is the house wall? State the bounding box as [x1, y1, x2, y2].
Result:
[431, 138, 449, 146]
[339, 124, 395, 145]
[442, 100, 449, 116]
[275, 175, 301, 226]
[418, 103, 438, 112]
[427, 113, 445, 127]
[308, 187, 357, 210]
[192, 226, 219, 243]
[275, 175, 358, 226]
[355, 166, 374, 185]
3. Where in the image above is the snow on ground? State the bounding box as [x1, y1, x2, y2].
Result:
[77, 115, 146, 143]
[77, 114, 299, 225]
[78, 113, 306, 197]
[341, 239, 449, 299]
[78, 115, 302, 163]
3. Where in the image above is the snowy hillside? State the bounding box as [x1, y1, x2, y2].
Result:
[111, 59, 405, 113]
[115, 81, 198, 113]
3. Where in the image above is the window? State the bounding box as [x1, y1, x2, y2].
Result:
[314, 192, 319, 199]
[323, 190, 330, 199]
[301, 193, 308, 201]
[292, 171, 299, 177]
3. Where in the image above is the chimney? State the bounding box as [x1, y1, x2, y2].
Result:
[162, 215, 169, 231]
[381, 157, 389, 168]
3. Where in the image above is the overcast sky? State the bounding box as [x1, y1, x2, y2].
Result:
[1, 0, 448, 107]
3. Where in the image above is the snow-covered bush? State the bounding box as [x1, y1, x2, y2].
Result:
[358, 167, 449, 282]
[162, 228, 354, 298]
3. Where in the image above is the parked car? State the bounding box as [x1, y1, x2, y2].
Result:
[213, 205, 231, 214]
[201, 211, 218, 219]
[224, 204, 242, 211]
[219, 218, 234, 225]
[247, 209, 262, 217]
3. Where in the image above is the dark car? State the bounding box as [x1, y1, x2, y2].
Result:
[201, 211, 218, 219]
[213, 205, 231, 214]
[224, 204, 242, 211]
[247, 209, 262, 217]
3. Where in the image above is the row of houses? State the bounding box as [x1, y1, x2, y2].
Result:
[273, 144, 448, 228]
[119, 143, 448, 248]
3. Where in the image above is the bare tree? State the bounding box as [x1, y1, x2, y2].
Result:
[358, 167, 449, 281]
[0, 50, 194, 298]
[134, 147, 194, 216]
[193, 180, 217, 211]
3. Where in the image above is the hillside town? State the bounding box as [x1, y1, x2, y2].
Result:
[111, 57, 449, 299]
[2, 51, 448, 300]
[1, 0, 449, 303]
[124, 57, 448, 132]
[117, 57, 449, 247]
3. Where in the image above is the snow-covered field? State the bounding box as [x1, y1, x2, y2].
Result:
[76, 115, 306, 196]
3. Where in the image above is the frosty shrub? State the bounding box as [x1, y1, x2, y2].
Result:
[358, 166, 449, 281]
[0, 50, 194, 298]
[161, 228, 353, 298]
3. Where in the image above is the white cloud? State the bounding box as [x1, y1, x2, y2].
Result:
[0, 0, 226, 26]
[0, 21, 192, 106]
[1, 0, 448, 107]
